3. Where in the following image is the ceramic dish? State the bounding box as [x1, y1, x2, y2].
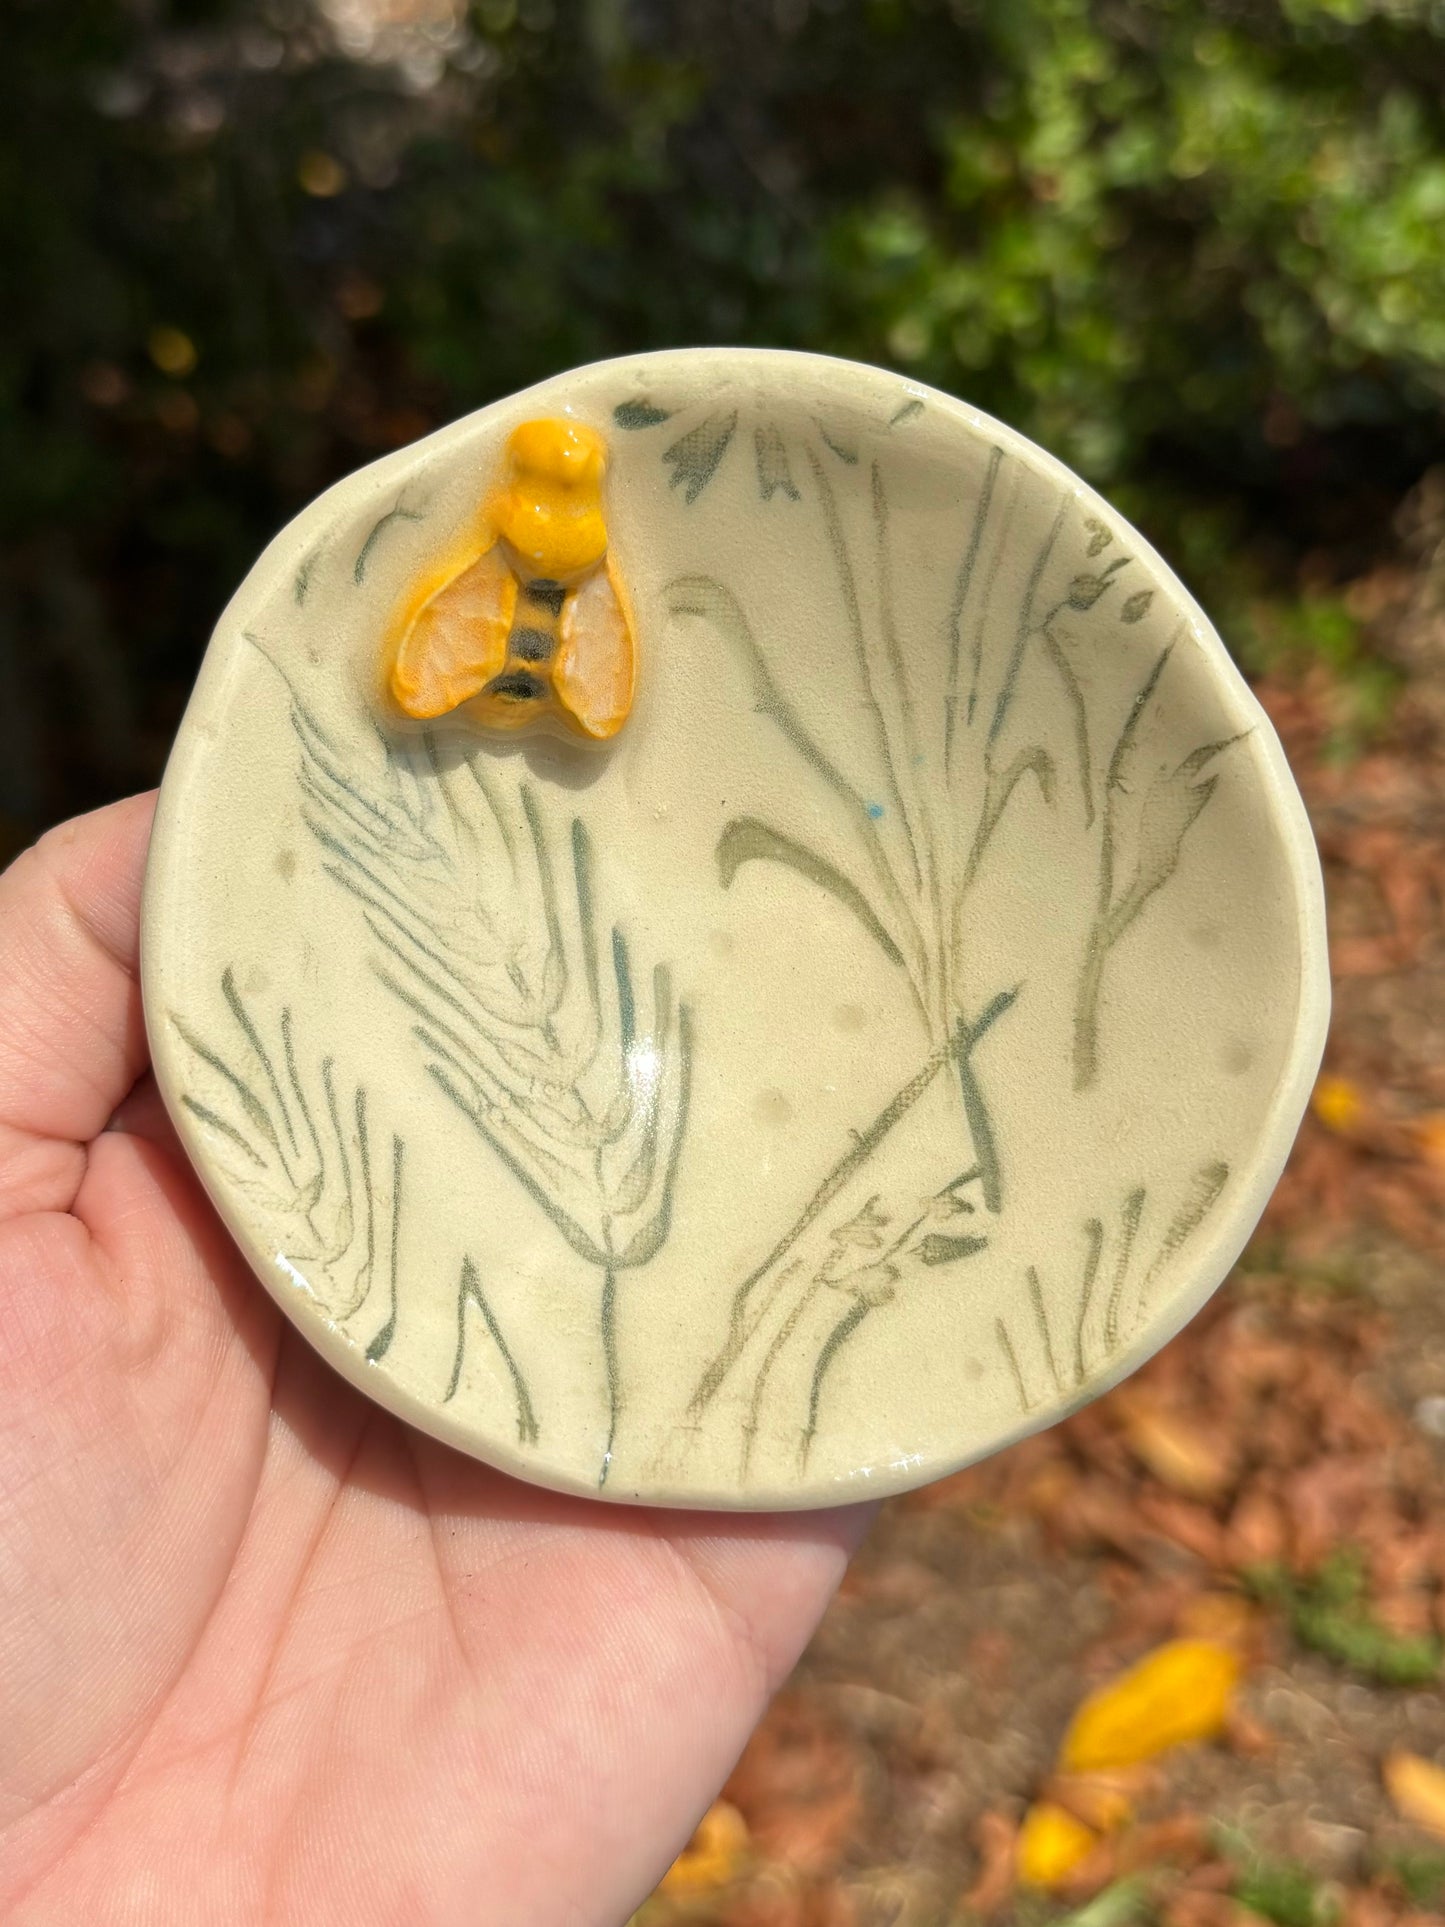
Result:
[141, 347, 1329, 1508]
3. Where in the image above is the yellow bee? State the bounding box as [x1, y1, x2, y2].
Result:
[386, 417, 635, 741]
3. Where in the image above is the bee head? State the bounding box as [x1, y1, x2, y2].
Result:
[506, 419, 606, 491]
[495, 417, 610, 576]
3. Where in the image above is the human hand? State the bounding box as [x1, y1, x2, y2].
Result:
[0, 794, 873, 1926]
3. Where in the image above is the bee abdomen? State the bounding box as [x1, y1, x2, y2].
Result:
[486, 669, 547, 704]
[524, 578, 567, 616]
[509, 626, 555, 664]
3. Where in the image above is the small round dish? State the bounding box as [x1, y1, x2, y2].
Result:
[141, 348, 1329, 1509]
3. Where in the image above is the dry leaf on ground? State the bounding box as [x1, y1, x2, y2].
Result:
[724, 1693, 865, 1875]
[1383, 1749, 1445, 1839]
[960, 1808, 1019, 1918]
[1117, 1395, 1235, 1501]
[1314, 1075, 1368, 1135]
[659, 1800, 750, 1896]
[1016, 1801, 1099, 1888]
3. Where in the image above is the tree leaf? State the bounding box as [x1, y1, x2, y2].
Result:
[1117, 1393, 1233, 1499]
[1386, 1751, 1445, 1840]
[658, 1800, 750, 1895]
[1017, 1802, 1098, 1889]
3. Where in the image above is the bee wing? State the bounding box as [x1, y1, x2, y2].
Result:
[554, 557, 635, 741]
[389, 543, 517, 720]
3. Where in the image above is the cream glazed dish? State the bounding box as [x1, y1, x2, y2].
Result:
[141, 347, 1330, 1509]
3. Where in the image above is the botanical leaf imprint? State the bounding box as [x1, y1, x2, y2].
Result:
[175, 969, 542, 1435]
[445, 1255, 540, 1446]
[354, 496, 424, 585]
[652, 402, 1236, 1469]
[996, 1161, 1231, 1413]
[753, 423, 801, 502]
[225, 385, 1251, 1492]
[1075, 644, 1245, 1089]
[661, 412, 738, 505]
[256, 645, 690, 1486]
[737, 1171, 989, 1480]
[172, 970, 395, 1349]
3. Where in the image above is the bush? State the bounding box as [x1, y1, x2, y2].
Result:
[4, 0, 1445, 840]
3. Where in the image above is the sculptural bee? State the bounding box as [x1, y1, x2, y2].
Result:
[387, 418, 635, 741]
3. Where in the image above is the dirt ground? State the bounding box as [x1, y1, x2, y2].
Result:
[634, 485, 1445, 1927]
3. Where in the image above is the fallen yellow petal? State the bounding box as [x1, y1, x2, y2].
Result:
[1017, 1801, 1099, 1889]
[1312, 1074, 1364, 1135]
[1384, 1750, 1445, 1840]
[1060, 1640, 1241, 1772]
[658, 1799, 750, 1895]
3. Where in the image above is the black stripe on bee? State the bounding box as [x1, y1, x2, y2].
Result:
[509, 626, 555, 663]
[524, 579, 566, 616]
[486, 670, 546, 703]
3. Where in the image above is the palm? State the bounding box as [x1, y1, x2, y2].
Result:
[0, 796, 869, 1926]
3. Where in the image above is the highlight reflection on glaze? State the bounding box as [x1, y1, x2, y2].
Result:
[278, 674, 691, 1487]
[170, 968, 543, 1446]
[160, 366, 1290, 1503]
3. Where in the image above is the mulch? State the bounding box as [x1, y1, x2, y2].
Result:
[637, 483, 1445, 1927]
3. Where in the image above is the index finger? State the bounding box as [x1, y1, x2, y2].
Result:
[0, 792, 157, 1218]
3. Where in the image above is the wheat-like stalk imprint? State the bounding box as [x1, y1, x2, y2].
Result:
[995, 1160, 1232, 1413]
[254, 645, 692, 1486]
[173, 968, 543, 1447]
[170, 967, 393, 1338]
[608, 393, 1241, 1460]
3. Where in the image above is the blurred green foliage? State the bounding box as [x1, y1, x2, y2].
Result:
[4, 0, 1445, 843]
[1241, 590, 1402, 757]
[1230, 1852, 1341, 1927]
[1247, 1551, 1444, 1686]
[1377, 1846, 1445, 1909]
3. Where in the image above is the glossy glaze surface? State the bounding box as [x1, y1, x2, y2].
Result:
[142, 349, 1329, 1507]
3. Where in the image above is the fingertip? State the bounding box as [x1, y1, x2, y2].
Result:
[28, 790, 158, 975]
